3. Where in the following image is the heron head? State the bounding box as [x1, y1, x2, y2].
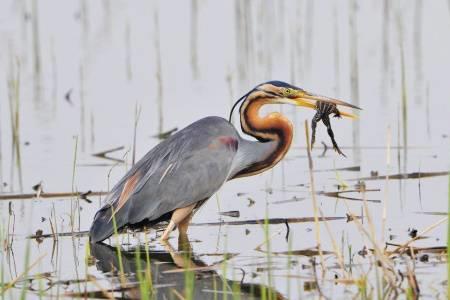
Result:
[255, 81, 361, 118]
[229, 81, 361, 121]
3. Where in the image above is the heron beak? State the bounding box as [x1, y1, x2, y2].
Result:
[293, 90, 361, 119]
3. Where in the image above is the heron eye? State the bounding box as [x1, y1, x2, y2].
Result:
[285, 88, 293, 96]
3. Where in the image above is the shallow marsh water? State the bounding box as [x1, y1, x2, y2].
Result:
[0, 0, 449, 299]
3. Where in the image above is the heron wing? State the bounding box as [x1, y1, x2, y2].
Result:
[127, 135, 238, 224]
[90, 116, 239, 242]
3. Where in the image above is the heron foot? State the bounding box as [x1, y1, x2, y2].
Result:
[159, 204, 195, 242]
[178, 212, 193, 236]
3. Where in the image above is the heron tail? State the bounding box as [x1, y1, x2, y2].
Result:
[89, 205, 127, 243]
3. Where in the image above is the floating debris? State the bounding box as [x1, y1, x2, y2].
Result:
[354, 180, 366, 190]
[413, 211, 447, 216]
[419, 254, 429, 262]
[32, 181, 43, 197]
[272, 249, 334, 257]
[336, 184, 346, 190]
[350, 171, 449, 181]
[272, 196, 305, 205]
[80, 190, 93, 203]
[92, 146, 125, 163]
[64, 88, 73, 105]
[314, 165, 360, 173]
[389, 234, 397, 241]
[219, 210, 240, 218]
[408, 228, 418, 238]
[358, 246, 368, 258]
[264, 187, 273, 194]
[64, 287, 136, 299]
[385, 244, 447, 255]
[26, 216, 351, 241]
[319, 188, 380, 203]
[190, 216, 349, 227]
[346, 213, 355, 222]
[303, 281, 318, 291]
[153, 127, 178, 139]
[34, 229, 43, 244]
[0, 191, 107, 201]
[28, 230, 89, 240]
[284, 220, 290, 241]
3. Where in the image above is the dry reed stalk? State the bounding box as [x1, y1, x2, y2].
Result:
[413, 0, 423, 105]
[153, 3, 164, 134]
[0, 89, 3, 192]
[333, 3, 340, 95]
[318, 207, 348, 278]
[304, 121, 327, 278]
[70, 136, 79, 233]
[406, 246, 420, 298]
[2, 253, 46, 293]
[349, 0, 360, 163]
[8, 58, 23, 192]
[304, 0, 314, 79]
[125, 20, 132, 81]
[190, 0, 199, 79]
[132, 103, 142, 166]
[381, 0, 390, 104]
[88, 275, 116, 300]
[0, 191, 106, 201]
[31, 0, 40, 77]
[50, 38, 57, 113]
[253, 229, 284, 252]
[382, 126, 392, 245]
[341, 199, 397, 286]
[360, 182, 392, 296]
[396, 9, 408, 172]
[171, 288, 185, 300]
[79, 66, 86, 153]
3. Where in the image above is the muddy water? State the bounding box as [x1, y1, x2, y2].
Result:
[0, 1, 449, 299]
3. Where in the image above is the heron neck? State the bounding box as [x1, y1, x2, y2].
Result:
[231, 95, 293, 179]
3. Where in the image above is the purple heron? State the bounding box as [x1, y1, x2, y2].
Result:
[90, 81, 359, 243]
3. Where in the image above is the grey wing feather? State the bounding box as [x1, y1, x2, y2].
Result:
[128, 141, 235, 224]
[90, 116, 239, 242]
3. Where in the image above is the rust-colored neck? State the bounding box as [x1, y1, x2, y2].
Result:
[234, 92, 293, 178]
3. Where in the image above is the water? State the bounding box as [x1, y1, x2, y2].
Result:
[0, 0, 449, 299]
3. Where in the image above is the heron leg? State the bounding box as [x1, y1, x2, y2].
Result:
[160, 203, 196, 241]
[177, 212, 193, 251]
[178, 212, 193, 236]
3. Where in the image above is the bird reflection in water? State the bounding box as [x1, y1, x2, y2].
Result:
[90, 233, 285, 300]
